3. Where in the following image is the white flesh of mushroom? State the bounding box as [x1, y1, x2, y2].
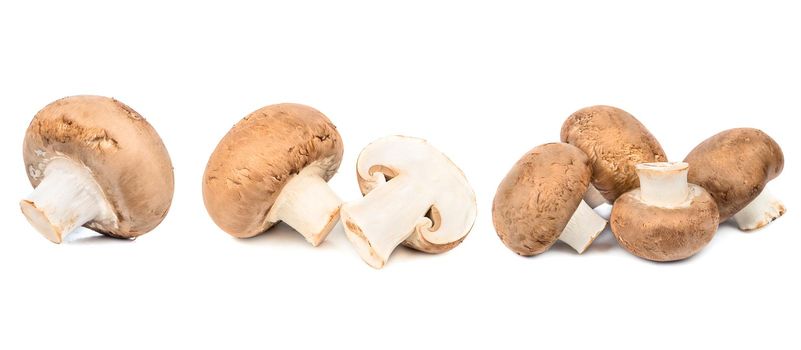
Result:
[341, 136, 476, 269]
[732, 188, 785, 231]
[20, 157, 117, 243]
[635, 162, 694, 208]
[583, 183, 608, 208]
[558, 199, 607, 253]
[266, 157, 343, 246]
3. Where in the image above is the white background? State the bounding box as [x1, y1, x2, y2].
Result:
[1, 1, 798, 349]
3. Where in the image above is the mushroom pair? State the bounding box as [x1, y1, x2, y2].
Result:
[20, 96, 175, 243]
[202, 105, 476, 269]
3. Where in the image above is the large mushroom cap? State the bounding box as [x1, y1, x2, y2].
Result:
[610, 184, 719, 262]
[492, 143, 592, 256]
[684, 128, 784, 221]
[561, 105, 667, 203]
[352, 136, 476, 254]
[22, 95, 174, 238]
[203, 103, 343, 238]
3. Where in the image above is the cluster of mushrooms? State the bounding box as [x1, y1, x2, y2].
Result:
[493, 105, 785, 261]
[19, 97, 785, 267]
[20, 96, 477, 268]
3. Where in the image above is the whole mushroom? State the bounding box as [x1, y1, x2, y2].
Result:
[340, 136, 477, 269]
[493, 143, 608, 255]
[684, 128, 785, 231]
[610, 162, 719, 261]
[21, 95, 174, 243]
[203, 103, 344, 246]
[561, 105, 667, 206]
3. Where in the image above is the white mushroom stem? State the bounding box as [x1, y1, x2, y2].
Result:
[558, 200, 607, 253]
[583, 183, 608, 208]
[266, 164, 342, 246]
[732, 187, 786, 231]
[341, 172, 433, 269]
[636, 162, 691, 208]
[20, 158, 115, 243]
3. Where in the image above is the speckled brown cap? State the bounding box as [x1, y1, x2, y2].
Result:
[561, 105, 667, 203]
[610, 185, 719, 262]
[202, 103, 343, 238]
[684, 128, 784, 222]
[492, 143, 592, 256]
[22, 95, 174, 238]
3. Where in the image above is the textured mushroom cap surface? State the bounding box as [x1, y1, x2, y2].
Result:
[492, 143, 592, 256]
[22, 95, 174, 238]
[610, 185, 719, 262]
[561, 105, 666, 203]
[684, 128, 784, 222]
[203, 103, 343, 238]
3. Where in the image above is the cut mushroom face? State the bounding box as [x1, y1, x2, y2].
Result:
[21, 95, 174, 243]
[493, 143, 607, 256]
[610, 162, 719, 262]
[340, 136, 477, 269]
[683, 128, 785, 231]
[561, 105, 667, 204]
[203, 103, 344, 246]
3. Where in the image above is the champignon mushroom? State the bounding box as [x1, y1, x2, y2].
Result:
[561, 105, 667, 205]
[610, 162, 719, 261]
[203, 103, 343, 246]
[493, 143, 608, 255]
[340, 136, 477, 269]
[683, 128, 785, 231]
[20, 95, 174, 243]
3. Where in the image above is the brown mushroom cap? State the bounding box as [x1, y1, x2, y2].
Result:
[610, 185, 719, 262]
[202, 103, 344, 238]
[22, 95, 174, 238]
[561, 105, 667, 203]
[684, 128, 784, 221]
[492, 143, 592, 256]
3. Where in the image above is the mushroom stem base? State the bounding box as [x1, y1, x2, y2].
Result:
[732, 188, 785, 231]
[20, 158, 114, 243]
[559, 200, 608, 253]
[266, 166, 342, 246]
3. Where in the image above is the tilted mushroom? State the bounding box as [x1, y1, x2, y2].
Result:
[684, 128, 785, 231]
[340, 136, 477, 269]
[493, 143, 607, 255]
[610, 162, 719, 261]
[203, 103, 344, 245]
[561, 105, 667, 206]
[21, 95, 174, 243]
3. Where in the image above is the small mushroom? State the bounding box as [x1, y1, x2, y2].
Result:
[203, 103, 344, 245]
[20, 95, 174, 243]
[340, 136, 477, 268]
[561, 105, 667, 205]
[493, 143, 608, 255]
[684, 128, 785, 231]
[610, 162, 719, 261]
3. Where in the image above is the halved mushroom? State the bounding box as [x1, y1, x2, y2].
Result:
[684, 128, 785, 231]
[340, 136, 477, 269]
[610, 162, 719, 262]
[21, 95, 174, 243]
[561, 105, 667, 206]
[203, 103, 344, 246]
[493, 143, 607, 255]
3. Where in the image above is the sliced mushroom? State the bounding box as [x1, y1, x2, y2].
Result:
[20, 95, 174, 243]
[561, 105, 667, 205]
[610, 162, 719, 261]
[203, 103, 344, 246]
[340, 136, 477, 269]
[493, 143, 607, 255]
[684, 128, 785, 231]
